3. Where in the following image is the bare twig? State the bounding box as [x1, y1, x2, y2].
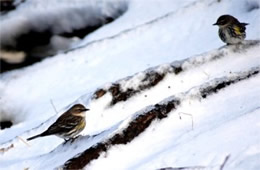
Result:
[18, 136, 30, 147]
[202, 70, 210, 79]
[50, 99, 58, 114]
[178, 112, 194, 130]
[159, 165, 207, 170]
[220, 155, 230, 170]
[159, 156, 231, 170]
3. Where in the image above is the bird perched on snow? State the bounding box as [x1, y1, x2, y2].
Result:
[27, 104, 89, 141]
[213, 15, 248, 45]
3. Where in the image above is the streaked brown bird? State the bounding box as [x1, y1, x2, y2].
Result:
[213, 15, 248, 45]
[27, 104, 89, 141]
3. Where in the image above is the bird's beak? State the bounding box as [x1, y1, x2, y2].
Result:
[83, 108, 90, 111]
[213, 23, 218, 26]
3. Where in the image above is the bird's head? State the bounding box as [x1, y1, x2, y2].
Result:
[69, 104, 89, 117]
[213, 15, 236, 27]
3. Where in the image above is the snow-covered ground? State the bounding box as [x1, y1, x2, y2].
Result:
[0, 0, 260, 169]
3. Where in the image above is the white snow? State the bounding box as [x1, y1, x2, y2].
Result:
[0, 0, 127, 45]
[88, 73, 260, 170]
[0, 0, 260, 169]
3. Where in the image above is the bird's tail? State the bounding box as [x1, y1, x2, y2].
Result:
[27, 131, 47, 141]
[241, 22, 249, 26]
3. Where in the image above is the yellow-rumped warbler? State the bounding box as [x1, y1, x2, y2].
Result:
[213, 15, 248, 45]
[27, 104, 89, 141]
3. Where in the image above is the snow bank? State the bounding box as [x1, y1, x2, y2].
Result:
[0, 0, 260, 169]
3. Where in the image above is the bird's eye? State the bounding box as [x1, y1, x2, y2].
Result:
[74, 108, 81, 112]
[219, 20, 224, 24]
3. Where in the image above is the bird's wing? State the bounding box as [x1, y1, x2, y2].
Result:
[233, 23, 247, 35]
[46, 113, 83, 135]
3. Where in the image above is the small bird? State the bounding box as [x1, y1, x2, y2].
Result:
[213, 15, 248, 45]
[27, 104, 89, 141]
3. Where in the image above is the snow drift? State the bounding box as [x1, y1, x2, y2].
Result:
[0, 0, 260, 169]
[1, 40, 260, 169]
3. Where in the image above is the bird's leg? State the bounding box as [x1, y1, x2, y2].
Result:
[63, 137, 76, 144]
[63, 138, 70, 144]
[71, 136, 79, 142]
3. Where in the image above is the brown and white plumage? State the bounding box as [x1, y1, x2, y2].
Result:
[27, 104, 89, 141]
[213, 15, 248, 45]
